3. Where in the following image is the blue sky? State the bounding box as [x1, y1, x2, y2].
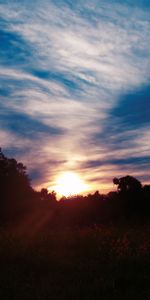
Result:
[0, 0, 150, 193]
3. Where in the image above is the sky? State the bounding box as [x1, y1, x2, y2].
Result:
[0, 0, 150, 194]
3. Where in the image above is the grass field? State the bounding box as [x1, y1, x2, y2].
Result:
[0, 225, 150, 300]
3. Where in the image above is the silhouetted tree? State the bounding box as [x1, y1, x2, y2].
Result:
[113, 175, 143, 219]
[40, 188, 57, 203]
[0, 148, 32, 223]
[40, 188, 49, 201]
[143, 185, 150, 200]
[49, 191, 57, 203]
[113, 175, 142, 193]
[142, 185, 150, 217]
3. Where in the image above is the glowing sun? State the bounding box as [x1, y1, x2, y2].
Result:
[53, 171, 87, 197]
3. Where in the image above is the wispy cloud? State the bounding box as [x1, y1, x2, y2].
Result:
[0, 0, 150, 192]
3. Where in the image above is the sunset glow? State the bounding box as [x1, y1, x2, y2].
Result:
[0, 0, 150, 191]
[52, 171, 88, 197]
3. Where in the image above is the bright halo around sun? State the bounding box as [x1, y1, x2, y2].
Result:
[54, 171, 87, 197]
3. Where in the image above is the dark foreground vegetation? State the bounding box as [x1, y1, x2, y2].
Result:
[1, 225, 150, 300]
[0, 149, 150, 299]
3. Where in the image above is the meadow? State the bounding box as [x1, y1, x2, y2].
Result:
[0, 224, 150, 300]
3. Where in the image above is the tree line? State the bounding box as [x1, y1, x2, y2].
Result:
[0, 148, 150, 227]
